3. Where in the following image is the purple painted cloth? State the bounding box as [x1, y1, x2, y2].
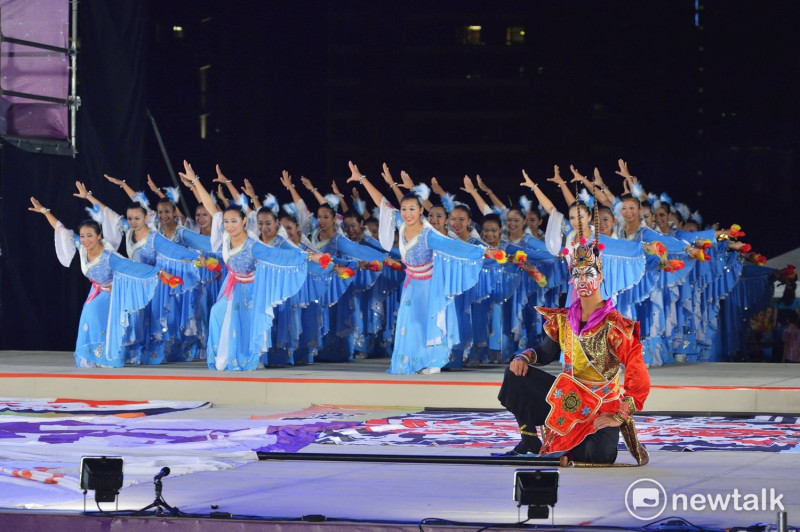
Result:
[258, 421, 361, 454]
[567, 297, 615, 335]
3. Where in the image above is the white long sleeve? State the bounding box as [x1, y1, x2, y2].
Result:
[54, 223, 77, 267]
[544, 206, 564, 256]
[378, 197, 397, 251]
[101, 207, 125, 251]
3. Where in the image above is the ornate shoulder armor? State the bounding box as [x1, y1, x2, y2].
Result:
[536, 306, 568, 341]
[606, 310, 637, 340]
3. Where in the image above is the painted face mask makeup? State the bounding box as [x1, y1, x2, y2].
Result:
[571, 265, 601, 297]
[565, 234, 604, 298]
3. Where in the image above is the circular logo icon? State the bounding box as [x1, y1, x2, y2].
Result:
[625, 478, 667, 521]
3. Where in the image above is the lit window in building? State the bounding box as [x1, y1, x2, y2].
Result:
[199, 65, 211, 91]
[172, 25, 184, 39]
[199, 65, 211, 108]
[506, 26, 525, 45]
[200, 113, 210, 139]
[463, 25, 482, 45]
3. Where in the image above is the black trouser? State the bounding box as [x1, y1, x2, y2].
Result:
[498, 367, 619, 463]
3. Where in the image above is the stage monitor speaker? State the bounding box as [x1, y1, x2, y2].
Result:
[80, 456, 123, 503]
[513, 468, 559, 507]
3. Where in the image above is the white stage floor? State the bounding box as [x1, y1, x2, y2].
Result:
[1, 352, 799, 530]
[1, 403, 798, 530]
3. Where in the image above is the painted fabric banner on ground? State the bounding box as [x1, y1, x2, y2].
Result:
[314, 410, 800, 453]
[0, 397, 212, 417]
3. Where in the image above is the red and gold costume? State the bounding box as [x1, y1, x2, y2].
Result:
[499, 220, 650, 465]
[535, 303, 650, 465]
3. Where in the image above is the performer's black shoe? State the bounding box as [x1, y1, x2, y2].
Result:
[493, 441, 540, 457]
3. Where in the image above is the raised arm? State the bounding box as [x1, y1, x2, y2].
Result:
[380, 163, 404, 204]
[548, 165, 576, 206]
[430, 176, 455, 211]
[300, 176, 328, 206]
[521, 169, 556, 216]
[215, 184, 230, 208]
[280, 170, 305, 204]
[430, 176, 446, 197]
[351, 187, 370, 222]
[461, 175, 491, 215]
[347, 160, 387, 208]
[476, 174, 507, 210]
[568, 166, 611, 207]
[147, 174, 166, 200]
[179, 160, 220, 216]
[331, 179, 349, 213]
[184, 175, 203, 204]
[214, 164, 242, 204]
[567, 165, 592, 195]
[615, 159, 648, 200]
[104, 173, 137, 200]
[74, 180, 110, 212]
[591, 168, 615, 207]
[241, 178, 262, 210]
[28, 196, 60, 231]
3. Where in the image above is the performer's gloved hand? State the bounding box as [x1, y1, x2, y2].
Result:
[509, 355, 530, 377]
[592, 413, 623, 429]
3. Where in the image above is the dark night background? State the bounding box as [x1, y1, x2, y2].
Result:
[144, 0, 799, 255]
[1, 1, 798, 350]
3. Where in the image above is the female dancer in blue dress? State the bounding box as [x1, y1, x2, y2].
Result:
[254, 205, 298, 366]
[340, 210, 387, 358]
[142, 181, 215, 362]
[29, 197, 168, 368]
[497, 206, 559, 358]
[179, 160, 313, 371]
[74, 181, 202, 364]
[279, 170, 369, 363]
[442, 202, 486, 369]
[308, 197, 387, 362]
[255, 204, 332, 366]
[347, 161, 486, 374]
[467, 213, 524, 364]
[278, 210, 345, 364]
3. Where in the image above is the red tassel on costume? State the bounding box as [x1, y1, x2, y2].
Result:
[319, 253, 331, 269]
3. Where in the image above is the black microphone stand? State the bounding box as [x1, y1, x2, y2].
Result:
[137, 476, 179, 516]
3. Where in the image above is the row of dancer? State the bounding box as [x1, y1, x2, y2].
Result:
[298, 159, 754, 367]
[32, 159, 504, 374]
[33, 158, 756, 373]
[31, 166, 338, 371]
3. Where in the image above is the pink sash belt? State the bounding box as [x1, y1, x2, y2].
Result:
[86, 281, 112, 303]
[220, 266, 255, 300]
[403, 262, 433, 288]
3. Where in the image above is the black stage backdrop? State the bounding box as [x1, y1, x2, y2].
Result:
[0, 1, 149, 350]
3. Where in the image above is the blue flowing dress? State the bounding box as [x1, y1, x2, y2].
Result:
[506, 234, 564, 354]
[54, 224, 160, 368]
[102, 208, 202, 365]
[167, 226, 221, 361]
[375, 199, 483, 374]
[467, 239, 522, 364]
[312, 230, 387, 362]
[256, 234, 334, 366]
[448, 234, 487, 369]
[206, 213, 308, 371]
[388, 225, 484, 374]
[292, 236, 345, 364]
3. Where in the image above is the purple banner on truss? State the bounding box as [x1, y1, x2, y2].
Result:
[0, 0, 70, 139]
